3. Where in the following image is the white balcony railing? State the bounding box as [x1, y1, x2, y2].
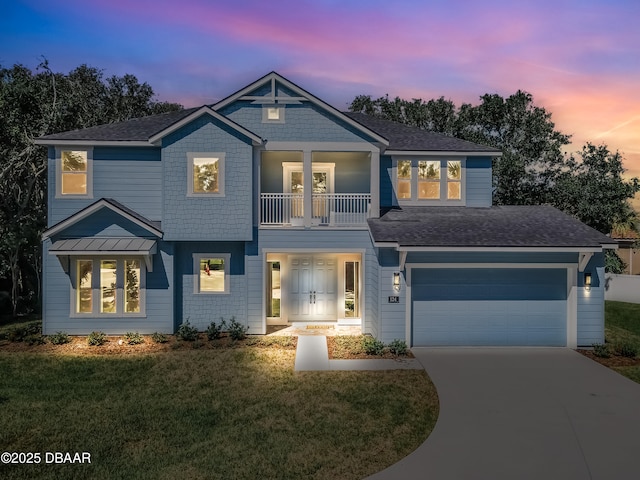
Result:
[260, 193, 371, 226]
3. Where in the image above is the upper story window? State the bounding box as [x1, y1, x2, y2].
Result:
[395, 158, 465, 204]
[187, 152, 225, 197]
[262, 105, 285, 123]
[56, 148, 93, 198]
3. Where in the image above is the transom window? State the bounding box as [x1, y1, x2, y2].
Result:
[57, 149, 93, 198]
[73, 257, 144, 316]
[188, 153, 225, 196]
[395, 158, 464, 203]
[194, 253, 230, 294]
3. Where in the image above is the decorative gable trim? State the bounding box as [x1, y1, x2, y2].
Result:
[213, 72, 389, 146]
[42, 198, 163, 240]
[148, 106, 264, 146]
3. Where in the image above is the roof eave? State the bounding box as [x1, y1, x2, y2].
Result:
[34, 139, 152, 147]
[385, 150, 502, 157]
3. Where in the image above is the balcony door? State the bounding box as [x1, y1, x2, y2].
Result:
[283, 162, 334, 225]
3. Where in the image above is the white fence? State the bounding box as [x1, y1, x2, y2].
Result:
[260, 193, 371, 226]
[605, 274, 640, 303]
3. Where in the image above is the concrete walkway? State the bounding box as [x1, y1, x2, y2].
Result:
[294, 335, 422, 371]
[369, 347, 640, 480]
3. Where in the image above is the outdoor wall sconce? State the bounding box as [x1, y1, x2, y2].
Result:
[393, 272, 401, 292]
[585, 272, 592, 291]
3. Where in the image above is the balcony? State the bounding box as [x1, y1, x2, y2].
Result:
[260, 193, 371, 227]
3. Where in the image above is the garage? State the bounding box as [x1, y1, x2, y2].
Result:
[412, 268, 567, 346]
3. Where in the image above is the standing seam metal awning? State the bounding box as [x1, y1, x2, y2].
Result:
[49, 238, 157, 271]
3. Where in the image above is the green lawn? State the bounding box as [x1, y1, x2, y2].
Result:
[605, 301, 640, 382]
[0, 344, 438, 479]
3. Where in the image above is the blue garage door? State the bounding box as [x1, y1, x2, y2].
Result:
[412, 268, 567, 346]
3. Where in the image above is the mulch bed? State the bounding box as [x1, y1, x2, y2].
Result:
[577, 349, 640, 367]
[0, 334, 297, 355]
[326, 336, 414, 360]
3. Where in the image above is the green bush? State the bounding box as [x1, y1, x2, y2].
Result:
[123, 331, 144, 345]
[616, 342, 638, 358]
[387, 339, 408, 356]
[226, 317, 248, 341]
[362, 336, 385, 356]
[26, 334, 47, 346]
[87, 331, 107, 346]
[49, 331, 71, 345]
[151, 332, 168, 344]
[7, 322, 41, 342]
[177, 321, 199, 341]
[206, 319, 225, 340]
[592, 343, 610, 358]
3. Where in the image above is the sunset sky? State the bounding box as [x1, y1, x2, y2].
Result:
[3, 0, 639, 205]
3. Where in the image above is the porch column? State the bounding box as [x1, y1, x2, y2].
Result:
[303, 150, 312, 228]
[370, 150, 380, 218]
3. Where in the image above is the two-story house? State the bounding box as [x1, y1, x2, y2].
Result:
[36, 72, 615, 347]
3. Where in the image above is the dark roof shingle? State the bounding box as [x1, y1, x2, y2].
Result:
[344, 112, 500, 153]
[368, 206, 615, 248]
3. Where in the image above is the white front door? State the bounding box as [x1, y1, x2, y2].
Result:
[288, 255, 337, 321]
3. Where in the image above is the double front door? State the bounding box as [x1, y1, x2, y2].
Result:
[288, 255, 337, 321]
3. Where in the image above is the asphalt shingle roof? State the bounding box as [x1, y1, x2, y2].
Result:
[368, 206, 615, 248]
[344, 112, 500, 153]
[37, 108, 199, 142]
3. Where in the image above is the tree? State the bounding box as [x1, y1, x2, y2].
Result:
[0, 60, 182, 316]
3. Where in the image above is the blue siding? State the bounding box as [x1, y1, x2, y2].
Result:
[577, 254, 605, 346]
[162, 115, 254, 241]
[466, 157, 492, 207]
[221, 102, 375, 144]
[406, 251, 578, 264]
[54, 208, 157, 239]
[379, 156, 394, 207]
[42, 239, 174, 335]
[175, 242, 247, 331]
[48, 147, 161, 226]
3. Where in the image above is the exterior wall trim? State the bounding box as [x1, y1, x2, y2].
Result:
[406, 262, 578, 269]
[385, 150, 502, 157]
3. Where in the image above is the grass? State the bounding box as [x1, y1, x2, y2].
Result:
[605, 301, 640, 382]
[0, 337, 438, 479]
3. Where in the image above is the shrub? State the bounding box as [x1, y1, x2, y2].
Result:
[87, 331, 107, 346]
[362, 336, 385, 356]
[7, 322, 41, 342]
[616, 342, 638, 358]
[26, 334, 47, 346]
[49, 331, 71, 345]
[151, 332, 168, 344]
[177, 321, 199, 341]
[226, 317, 248, 341]
[206, 319, 225, 340]
[123, 331, 144, 345]
[592, 343, 610, 358]
[387, 339, 408, 356]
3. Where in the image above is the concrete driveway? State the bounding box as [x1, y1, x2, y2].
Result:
[369, 348, 640, 480]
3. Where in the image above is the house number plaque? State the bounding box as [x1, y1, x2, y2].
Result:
[388, 296, 400, 303]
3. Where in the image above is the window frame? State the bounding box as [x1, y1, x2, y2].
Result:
[70, 256, 146, 317]
[262, 105, 285, 123]
[393, 157, 466, 205]
[55, 147, 93, 199]
[193, 253, 231, 294]
[187, 152, 226, 197]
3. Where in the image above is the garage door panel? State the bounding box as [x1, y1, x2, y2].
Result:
[413, 300, 566, 346]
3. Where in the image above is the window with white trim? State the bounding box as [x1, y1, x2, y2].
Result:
[262, 105, 285, 123]
[72, 257, 145, 316]
[57, 148, 93, 197]
[395, 158, 464, 204]
[194, 253, 230, 294]
[188, 152, 225, 196]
